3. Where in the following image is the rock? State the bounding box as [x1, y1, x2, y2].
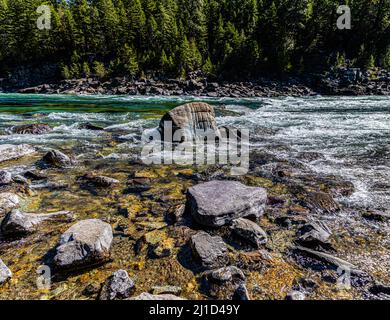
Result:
[79, 123, 104, 131]
[42, 150, 72, 168]
[295, 246, 362, 274]
[126, 178, 151, 193]
[187, 180, 267, 227]
[99, 269, 135, 300]
[301, 192, 340, 214]
[205, 266, 250, 300]
[80, 174, 120, 187]
[151, 285, 182, 295]
[0, 144, 36, 163]
[11, 123, 52, 135]
[159, 102, 219, 141]
[296, 221, 332, 249]
[369, 283, 390, 295]
[230, 218, 268, 248]
[12, 175, 29, 185]
[0, 259, 12, 284]
[23, 170, 47, 181]
[129, 292, 185, 300]
[1, 209, 73, 237]
[0, 193, 19, 215]
[53, 219, 113, 270]
[286, 290, 306, 300]
[0, 170, 12, 185]
[190, 231, 228, 270]
[292, 277, 319, 293]
[362, 211, 390, 222]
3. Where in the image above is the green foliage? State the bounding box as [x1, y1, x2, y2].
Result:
[0, 0, 389, 79]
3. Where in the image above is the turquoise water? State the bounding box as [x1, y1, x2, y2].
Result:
[0, 93, 389, 209]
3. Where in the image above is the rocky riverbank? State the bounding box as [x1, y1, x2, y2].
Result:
[0, 101, 389, 300]
[1, 68, 390, 97]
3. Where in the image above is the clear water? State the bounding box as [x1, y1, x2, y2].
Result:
[0, 93, 389, 210]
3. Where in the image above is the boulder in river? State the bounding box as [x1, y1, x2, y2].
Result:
[159, 102, 219, 141]
[99, 269, 135, 300]
[53, 219, 113, 270]
[187, 180, 267, 227]
[190, 231, 228, 270]
[0, 259, 12, 284]
[0, 193, 19, 215]
[0, 144, 36, 163]
[0, 209, 73, 238]
[301, 192, 340, 214]
[42, 149, 73, 168]
[230, 218, 268, 248]
[78, 123, 104, 131]
[11, 123, 52, 135]
[0, 170, 12, 185]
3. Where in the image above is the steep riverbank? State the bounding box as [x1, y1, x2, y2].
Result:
[0, 95, 389, 300]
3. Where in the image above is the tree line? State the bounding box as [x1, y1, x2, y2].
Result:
[0, 0, 389, 80]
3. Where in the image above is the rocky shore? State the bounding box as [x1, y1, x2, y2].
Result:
[0, 102, 388, 300]
[1, 68, 390, 97]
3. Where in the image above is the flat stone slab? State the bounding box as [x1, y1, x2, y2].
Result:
[53, 219, 113, 270]
[187, 180, 267, 227]
[0, 144, 36, 163]
[129, 292, 185, 300]
[230, 218, 268, 248]
[190, 231, 228, 270]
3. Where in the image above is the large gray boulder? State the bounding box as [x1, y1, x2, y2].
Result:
[53, 219, 113, 270]
[0, 170, 12, 185]
[1, 209, 73, 238]
[129, 292, 185, 300]
[296, 221, 332, 248]
[0, 259, 12, 284]
[187, 180, 267, 227]
[11, 123, 52, 135]
[99, 269, 135, 300]
[190, 231, 228, 270]
[42, 150, 72, 168]
[230, 218, 268, 248]
[159, 102, 219, 141]
[0, 193, 20, 215]
[0, 144, 36, 163]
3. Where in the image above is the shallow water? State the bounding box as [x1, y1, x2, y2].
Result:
[1, 94, 389, 210]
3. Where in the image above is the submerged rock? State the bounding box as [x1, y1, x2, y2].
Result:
[187, 180, 267, 227]
[0, 193, 20, 215]
[129, 292, 185, 300]
[42, 150, 73, 168]
[230, 218, 268, 248]
[159, 102, 219, 141]
[190, 231, 228, 270]
[99, 269, 135, 300]
[205, 266, 250, 300]
[0, 209, 73, 238]
[0, 144, 36, 163]
[11, 123, 52, 135]
[300, 192, 340, 214]
[0, 259, 12, 284]
[0, 170, 12, 185]
[53, 219, 113, 270]
[79, 174, 120, 188]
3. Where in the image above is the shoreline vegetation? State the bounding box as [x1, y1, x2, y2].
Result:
[0, 1, 389, 97]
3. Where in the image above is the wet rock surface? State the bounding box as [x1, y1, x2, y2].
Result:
[129, 292, 185, 300]
[42, 150, 73, 168]
[53, 219, 113, 270]
[0, 193, 19, 215]
[0, 144, 36, 163]
[11, 123, 52, 135]
[190, 231, 229, 270]
[230, 218, 268, 248]
[187, 180, 267, 227]
[99, 269, 135, 300]
[0, 259, 12, 284]
[0, 170, 12, 185]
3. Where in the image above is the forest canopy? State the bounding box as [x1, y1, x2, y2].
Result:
[0, 0, 389, 80]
